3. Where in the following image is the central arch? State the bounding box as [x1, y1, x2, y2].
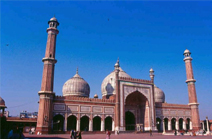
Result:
[125, 91, 149, 131]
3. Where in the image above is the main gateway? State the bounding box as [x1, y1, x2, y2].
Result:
[36, 17, 201, 134]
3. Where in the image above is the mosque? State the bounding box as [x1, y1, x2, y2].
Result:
[35, 17, 201, 134]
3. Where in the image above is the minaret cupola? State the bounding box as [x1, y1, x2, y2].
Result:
[48, 16, 59, 28]
[183, 49, 191, 58]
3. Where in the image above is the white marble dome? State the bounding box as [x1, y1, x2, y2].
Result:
[154, 85, 165, 103]
[101, 67, 131, 97]
[62, 71, 90, 97]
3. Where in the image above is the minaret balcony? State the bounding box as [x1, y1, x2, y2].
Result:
[42, 57, 57, 63]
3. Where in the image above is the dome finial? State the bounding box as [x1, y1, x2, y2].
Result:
[149, 67, 154, 81]
[76, 67, 78, 74]
[114, 57, 120, 68]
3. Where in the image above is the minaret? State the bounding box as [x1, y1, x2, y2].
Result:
[114, 58, 120, 133]
[183, 49, 200, 131]
[36, 16, 59, 134]
[149, 68, 157, 131]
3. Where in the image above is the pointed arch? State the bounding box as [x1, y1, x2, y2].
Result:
[93, 116, 101, 131]
[186, 118, 190, 130]
[171, 118, 176, 130]
[53, 114, 64, 131]
[105, 116, 112, 131]
[179, 118, 183, 130]
[164, 118, 168, 130]
[67, 115, 77, 131]
[80, 116, 89, 131]
[156, 117, 162, 131]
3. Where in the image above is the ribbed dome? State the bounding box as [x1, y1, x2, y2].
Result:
[0, 97, 6, 108]
[154, 85, 165, 103]
[62, 70, 90, 97]
[101, 67, 131, 97]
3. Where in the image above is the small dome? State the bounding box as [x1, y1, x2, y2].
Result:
[48, 16, 59, 26]
[0, 97, 6, 108]
[62, 70, 90, 97]
[50, 16, 57, 22]
[94, 94, 98, 98]
[154, 85, 165, 103]
[184, 49, 190, 54]
[101, 67, 131, 97]
[149, 68, 154, 72]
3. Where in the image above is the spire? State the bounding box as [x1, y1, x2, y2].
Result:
[73, 67, 81, 78]
[114, 57, 120, 68]
[149, 68, 154, 81]
[76, 67, 78, 74]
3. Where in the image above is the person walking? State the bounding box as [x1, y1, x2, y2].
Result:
[106, 129, 111, 139]
[73, 130, 77, 139]
[76, 131, 82, 139]
[150, 129, 152, 136]
[70, 130, 73, 139]
[174, 129, 177, 136]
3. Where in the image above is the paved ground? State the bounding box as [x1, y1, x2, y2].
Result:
[24, 133, 212, 139]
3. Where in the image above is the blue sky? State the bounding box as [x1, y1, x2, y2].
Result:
[1, 1, 212, 120]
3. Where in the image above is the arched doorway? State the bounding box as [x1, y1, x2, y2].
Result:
[125, 111, 135, 130]
[105, 116, 112, 131]
[53, 114, 64, 131]
[186, 118, 190, 130]
[156, 118, 162, 131]
[171, 118, 176, 130]
[80, 116, 89, 131]
[67, 115, 77, 131]
[93, 116, 101, 131]
[179, 118, 183, 130]
[125, 91, 148, 131]
[164, 118, 168, 130]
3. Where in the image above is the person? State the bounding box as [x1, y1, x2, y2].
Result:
[174, 129, 177, 136]
[29, 128, 31, 134]
[8, 129, 13, 139]
[73, 129, 77, 139]
[70, 130, 73, 139]
[76, 131, 82, 139]
[70, 129, 76, 139]
[106, 129, 111, 139]
[150, 129, 152, 136]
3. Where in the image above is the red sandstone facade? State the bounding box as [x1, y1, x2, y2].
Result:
[36, 17, 201, 134]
